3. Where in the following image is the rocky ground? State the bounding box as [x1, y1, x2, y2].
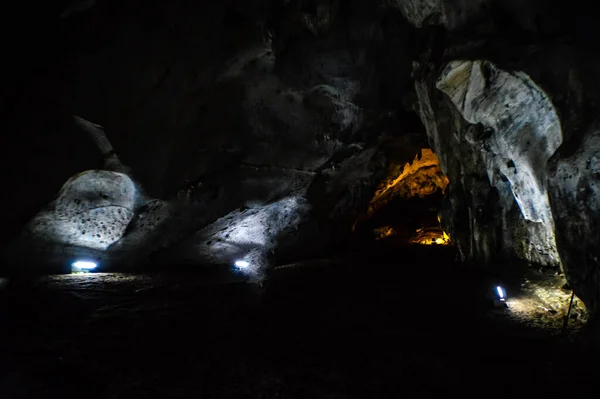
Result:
[502, 271, 588, 332]
[1, 248, 598, 399]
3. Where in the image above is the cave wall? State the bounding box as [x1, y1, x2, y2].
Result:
[2, 0, 424, 271]
[416, 60, 562, 268]
[548, 125, 600, 315]
[405, 0, 600, 316]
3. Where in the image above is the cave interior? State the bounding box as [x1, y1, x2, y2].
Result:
[2, 0, 600, 397]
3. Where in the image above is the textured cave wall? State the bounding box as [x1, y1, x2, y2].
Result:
[48, 0, 415, 199]
[419, 60, 562, 269]
[5, 170, 140, 272]
[404, 0, 600, 316]
[405, 1, 572, 270]
[2, 0, 423, 270]
[548, 124, 600, 315]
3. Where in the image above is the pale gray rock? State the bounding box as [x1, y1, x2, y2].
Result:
[415, 60, 561, 268]
[161, 196, 311, 275]
[437, 60, 561, 225]
[26, 170, 138, 251]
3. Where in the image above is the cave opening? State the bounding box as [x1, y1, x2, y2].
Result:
[356, 147, 452, 248]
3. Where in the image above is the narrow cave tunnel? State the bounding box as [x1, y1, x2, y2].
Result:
[2, 0, 600, 397]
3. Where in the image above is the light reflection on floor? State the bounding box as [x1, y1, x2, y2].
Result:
[504, 274, 588, 332]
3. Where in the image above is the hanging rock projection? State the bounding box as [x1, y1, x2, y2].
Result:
[436, 60, 562, 225]
[429, 60, 562, 265]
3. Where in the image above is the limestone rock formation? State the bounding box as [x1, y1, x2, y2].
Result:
[415, 61, 561, 268]
[6, 170, 139, 271]
[27, 170, 138, 250]
[157, 196, 311, 276]
[548, 125, 600, 315]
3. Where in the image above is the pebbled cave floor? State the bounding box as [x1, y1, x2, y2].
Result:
[0, 247, 598, 399]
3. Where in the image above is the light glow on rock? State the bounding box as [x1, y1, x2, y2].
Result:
[410, 227, 451, 246]
[368, 148, 449, 216]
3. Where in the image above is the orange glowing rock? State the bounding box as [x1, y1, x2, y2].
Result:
[410, 226, 451, 245]
[374, 226, 396, 240]
[368, 149, 449, 216]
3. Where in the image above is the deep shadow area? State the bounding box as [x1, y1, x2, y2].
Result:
[1, 247, 597, 399]
[361, 191, 445, 243]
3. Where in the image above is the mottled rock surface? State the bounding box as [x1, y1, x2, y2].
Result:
[27, 170, 138, 250]
[6, 170, 139, 271]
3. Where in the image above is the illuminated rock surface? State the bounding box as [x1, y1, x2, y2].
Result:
[157, 196, 311, 275]
[10, 171, 138, 266]
[436, 60, 561, 225]
[416, 61, 562, 268]
[369, 148, 448, 215]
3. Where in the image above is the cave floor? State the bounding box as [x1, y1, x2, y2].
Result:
[1, 253, 598, 399]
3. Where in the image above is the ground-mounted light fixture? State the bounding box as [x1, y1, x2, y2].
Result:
[234, 260, 250, 269]
[71, 260, 98, 274]
[497, 286, 505, 300]
[494, 285, 508, 308]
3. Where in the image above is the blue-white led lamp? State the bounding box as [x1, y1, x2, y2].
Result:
[496, 286, 506, 301]
[71, 260, 98, 273]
